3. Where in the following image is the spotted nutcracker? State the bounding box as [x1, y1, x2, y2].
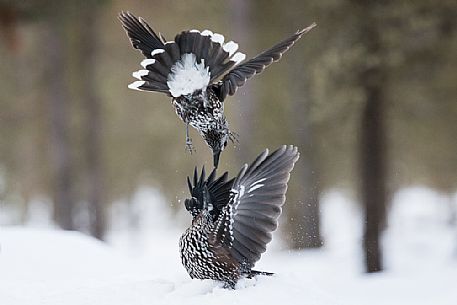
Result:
[180, 145, 299, 288]
[119, 12, 314, 167]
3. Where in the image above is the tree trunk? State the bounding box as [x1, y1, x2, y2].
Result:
[0, 4, 19, 51]
[79, 3, 106, 240]
[359, 24, 387, 274]
[45, 15, 76, 230]
[360, 95, 386, 273]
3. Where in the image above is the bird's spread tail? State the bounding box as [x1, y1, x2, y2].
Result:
[185, 167, 234, 219]
[119, 11, 246, 97]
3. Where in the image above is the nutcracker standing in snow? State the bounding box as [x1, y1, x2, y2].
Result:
[180, 145, 299, 288]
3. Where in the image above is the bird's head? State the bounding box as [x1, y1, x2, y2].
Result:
[184, 184, 212, 218]
[202, 128, 229, 168]
[184, 196, 201, 218]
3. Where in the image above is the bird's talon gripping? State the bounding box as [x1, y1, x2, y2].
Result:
[229, 131, 240, 144]
[185, 140, 195, 154]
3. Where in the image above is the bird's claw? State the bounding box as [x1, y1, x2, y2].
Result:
[185, 140, 196, 154]
[229, 131, 240, 144]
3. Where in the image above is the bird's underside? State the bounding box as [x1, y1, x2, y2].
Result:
[180, 145, 300, 288]
[172, 87, 227, 153]
[119, 11, 315, 167]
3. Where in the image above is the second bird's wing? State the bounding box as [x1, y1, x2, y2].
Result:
[211, 145, 299, 269]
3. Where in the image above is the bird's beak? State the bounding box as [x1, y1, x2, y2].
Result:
[213, 150, 221, 168]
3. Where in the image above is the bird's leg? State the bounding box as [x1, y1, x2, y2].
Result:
[229, 130, 240, 144]
[185, 123, 195, 154]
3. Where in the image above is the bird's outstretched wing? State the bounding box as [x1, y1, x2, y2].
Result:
[119, 11, 166, 58]
[215, 23, 316, 101]
[212, 145, 299, 268]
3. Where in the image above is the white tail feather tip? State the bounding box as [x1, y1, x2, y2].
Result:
[211, 33, 225, 44]
[151, 49, 165, 56]
[140, 58, 155, 68]
[223, 41, 239, 56]
[132, 70, 149, 80]
[231, 52, 246, 64]
[128, 81, 146, 91]
[201, 30, 213, 37]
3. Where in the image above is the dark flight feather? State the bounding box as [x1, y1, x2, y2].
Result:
[119, 11, 165, 58]
[185, 166, 235, 219]
[216, 23, 317, 101]
[224, 145, 299, 267]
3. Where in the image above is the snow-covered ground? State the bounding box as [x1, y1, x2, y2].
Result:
[1, 187, 456, 305]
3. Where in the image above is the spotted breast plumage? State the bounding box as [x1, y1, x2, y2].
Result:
[119, 11, 315, 167]
[179, 145, 299, 288]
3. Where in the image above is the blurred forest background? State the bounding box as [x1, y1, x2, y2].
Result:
[0, 0, 456, 273]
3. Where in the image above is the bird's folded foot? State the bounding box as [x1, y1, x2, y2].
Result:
[185, 139, 196, 154]
[229, 131, 240, 144]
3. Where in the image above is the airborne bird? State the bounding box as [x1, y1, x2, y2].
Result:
[180, 145, 299, 288]
[119, 11, 315, 167]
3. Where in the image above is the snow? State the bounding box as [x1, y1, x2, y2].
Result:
[1, 187, 456, 305]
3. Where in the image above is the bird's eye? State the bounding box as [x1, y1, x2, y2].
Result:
[224, 141, 228, 148]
